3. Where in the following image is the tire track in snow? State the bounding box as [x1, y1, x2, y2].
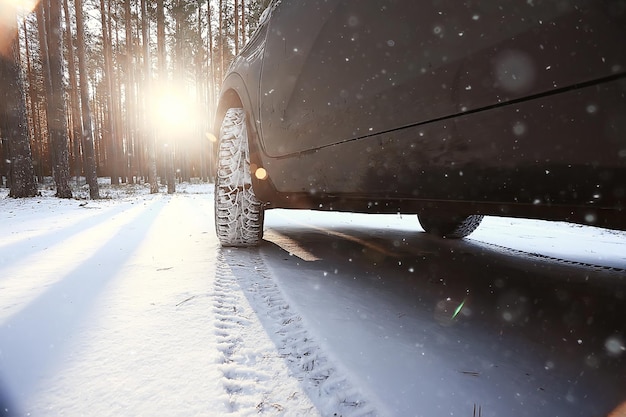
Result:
[216, 249, 379, 417]
[470, 239, 626, 275]
[213, 252, 320, 416]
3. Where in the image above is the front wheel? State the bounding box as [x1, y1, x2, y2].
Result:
[214, 108, 264, 247]
[417, 212, 483, 239]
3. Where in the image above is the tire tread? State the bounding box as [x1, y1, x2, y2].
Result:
[214, 108, 264, 247]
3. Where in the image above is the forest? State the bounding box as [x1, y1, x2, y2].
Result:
[0, 0, 271, 198]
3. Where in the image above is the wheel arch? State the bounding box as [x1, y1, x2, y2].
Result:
[214, 73, 255, 140]
[214, 88, 243, 139]
[214, 74, 261, 169]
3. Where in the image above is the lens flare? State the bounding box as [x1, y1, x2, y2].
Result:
[255, 167, 268, 180]
[452, 298, 466, 319]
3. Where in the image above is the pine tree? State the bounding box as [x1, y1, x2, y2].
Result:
[0, 17, 38, 197]
[141, 0, 158, 193]
[75, 0, 100, 198]
[37, 0, 73, 198]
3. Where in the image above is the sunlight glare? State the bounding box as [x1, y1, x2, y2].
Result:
[149, 84, 199, 135]
[0, 0, 39, 57]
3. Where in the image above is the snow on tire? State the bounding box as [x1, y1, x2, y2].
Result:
[215, 108, 264, 247]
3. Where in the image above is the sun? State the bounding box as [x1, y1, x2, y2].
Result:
[148, 84, 199, 135]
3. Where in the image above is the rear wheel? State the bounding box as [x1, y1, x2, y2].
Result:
[417, 212, 483, 239]
[214, 108, 264, 247]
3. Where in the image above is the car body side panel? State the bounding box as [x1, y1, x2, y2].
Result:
[252, 77, 626, 229]
[259, 0, 626, 157]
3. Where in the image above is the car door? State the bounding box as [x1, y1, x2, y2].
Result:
[259, 0, 470, 157]
[259, 0, 625, 156]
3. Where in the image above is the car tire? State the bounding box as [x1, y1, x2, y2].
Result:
[214, 108, 264, 247]
[417, 212, 483, 239]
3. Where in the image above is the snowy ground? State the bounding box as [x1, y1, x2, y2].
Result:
[1, 180, 625, 416]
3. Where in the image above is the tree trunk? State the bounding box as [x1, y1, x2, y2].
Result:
[124, 0, 136, 184]
[241, 0, 246, 45]
[207, 0, 216, 182]
[156, 0, 167, 186]
[22, 18, 44, 183]
[63, 0, 83, 184]
[100, 0, 119, 185]
[0, 28, 38, 197]
[75, 0, 100, 198]
[219, 0, 223, 81]
[234, 0, 239, 55]
[35, 1, 56, 180]
[157, 0, 166, 80]
[196, 0, 207, 182]
[166, 145, 175, 194]
[113, 8, 125, 184]
[47, 0, 73, 198]
[173, 0, 187, 185]
[141, 0, 158, 193]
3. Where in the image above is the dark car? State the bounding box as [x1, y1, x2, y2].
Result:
[213, 0, 626, 247]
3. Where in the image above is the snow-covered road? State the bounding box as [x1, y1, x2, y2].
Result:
[2, 190, 231, 416]
[1, 182, 625, 416]
[0, 184, 373, 417]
